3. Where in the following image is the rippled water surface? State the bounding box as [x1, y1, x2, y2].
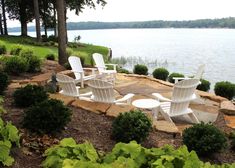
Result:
[12, 28, 235, 88]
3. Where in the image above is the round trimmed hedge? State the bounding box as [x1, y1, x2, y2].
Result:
[197, 79, 210, 92]
[23, 99, 72, 134]
[152, 68, 169, 81]
[13, 84, 48, 107]
[214, 81, 235, 100]
[4, 56, 28, 75]
[183, 122, 227, 156]
[112, 110, 152, 143]
[0, 71, 9, 95]
[133, 64, 148, 75]
[168, 72, 184, 83]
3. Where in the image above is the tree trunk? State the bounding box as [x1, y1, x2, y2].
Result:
[44, 25, 47, 38]
[33, 0, 41, 41]
[1, 0, 8, 35]
[19, 2, 28, 36]
[56, 0, 67, 65]
[0, 14, 3, 35]
[64, 0, 67, 43]
[53, 2, 57, 37]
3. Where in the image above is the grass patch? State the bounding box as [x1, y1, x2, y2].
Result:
[0, 35, 109, 65]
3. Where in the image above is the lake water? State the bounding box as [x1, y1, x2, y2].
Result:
[10, 29, 235, 89]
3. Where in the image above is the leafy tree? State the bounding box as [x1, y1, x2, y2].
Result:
[5, 0, 34, 36]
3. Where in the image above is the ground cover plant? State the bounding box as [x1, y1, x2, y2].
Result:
[182, 122, 227, 156]
[0, 43, 7, 55]
[43, 138, 235, 168]
[13, 84, 48, 107]
[0, 98, 20, 167]
[112, 110, 152, 143]
[3, 56, 29, 75]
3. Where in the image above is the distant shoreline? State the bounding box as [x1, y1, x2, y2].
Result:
[8, 17, 235, 32]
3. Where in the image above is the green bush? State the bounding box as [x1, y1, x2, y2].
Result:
[214, 81, 235, 100]
[0, 71, 9, 95]
[64, 62, 71, 70]
[20, 48, 41, 72]
[133, 64, 148, 75]
[230, 131, 235, 151]
[13, 84, 48, 107]
[0, 43, 7, 55]
[4, 56, 28, 75]
[23, 99, 72, 134]
[197, 79, 210, 92]
[112, 110, 152, 143]
[10, 44, 23, 55]
[47, 35, 58, 42]
[45, 54, 55, 60]
[152, 68, 169, 81]
[183, 122, 227, 156]
[66, 48, 73, 57]
[168, 72, 185, 83]
[117, 68, 130, 74]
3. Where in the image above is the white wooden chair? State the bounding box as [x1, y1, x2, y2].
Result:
[68, 56, 96, 88]
[152, 79, 200, 124]
[80, 79, 134, 105]
[92, 53, 117, 83]
[173, 64, 205, 83]
[56, 73, 91, 98]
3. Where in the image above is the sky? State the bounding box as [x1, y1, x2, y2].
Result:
[7, 0, 235, 27]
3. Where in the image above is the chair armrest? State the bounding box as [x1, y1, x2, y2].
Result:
[115, 93, 135, 105]
[152, 93, 171, 102]
[173, 77, 190, 83]
[79, 91, 92, 97]
[83, 68, 97, 75]
[105, 64, 117, 71]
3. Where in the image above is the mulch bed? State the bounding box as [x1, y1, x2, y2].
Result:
[1, 70, 235, 167]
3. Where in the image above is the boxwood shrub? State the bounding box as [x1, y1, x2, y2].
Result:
[13, 84, 48, 107]
[4, 56, 28, 75]
[133, 64, 148, 75]
[183, 122, 227, 156]
[112, 110, 152, 143]
[197, 79, 210, 92]
[23, 99, 72, 134]
[0, 71, 9, 95]
[45, 54, 55, 60]
[214, 81, 235, 100]
[0, 43, 7, 55]
[152, 68, 169, 81]
[168, 72, 185, 83]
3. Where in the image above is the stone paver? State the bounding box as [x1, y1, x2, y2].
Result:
[71, 99, 110, 114]
[31, 72, 52, 85]
[49, 93, 75, 106]
[153, 120, 179, 134]
[224, 115, 235, 129]
[220, 101, 235, 115]
[106, 104, 134, 117]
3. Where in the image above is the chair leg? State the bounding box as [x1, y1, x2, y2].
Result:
[81, 80, 84, 88]
[188, 113, 199, 123]
[159, 109, 174, 123]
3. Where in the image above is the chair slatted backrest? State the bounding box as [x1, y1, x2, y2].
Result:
[88, 79, 115, 103]
[194, 64, 205, 79]
[92, 53, 106, 73]
[68, 56, 83, 80]
[56, 73, 79, 96]
[170, 79, 200, 116]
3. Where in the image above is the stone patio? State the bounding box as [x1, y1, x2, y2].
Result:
[8, 69, 235, 134]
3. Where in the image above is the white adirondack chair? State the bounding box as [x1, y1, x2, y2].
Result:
[152, 79, 200, 124]
[92, 53, 117, 83]
[56, 73, 91, 98]
[68, 56, 96, 88]
[173, 64, 205, 83]
[80, 79, 134, 105]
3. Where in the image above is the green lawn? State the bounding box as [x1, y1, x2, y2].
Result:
[0, 35, 109, 65]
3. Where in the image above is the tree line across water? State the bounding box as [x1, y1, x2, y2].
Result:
[7, 17, 235, 32]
